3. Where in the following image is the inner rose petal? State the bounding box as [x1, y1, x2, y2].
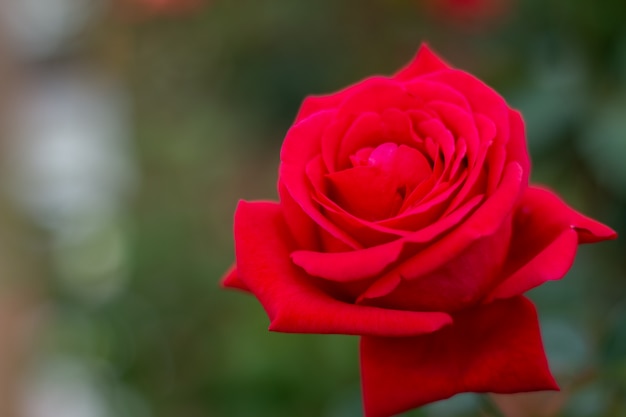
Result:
[427, 100, 481, 164]
[309, 156, 416, 246]
[327, 165, 403, 222]
[327, 142, 433, 221]
[391, 144, 433, 187]
[417, 119, 455, 161]
[336, 110, 425, 171]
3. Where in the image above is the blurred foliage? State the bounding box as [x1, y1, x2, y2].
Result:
[26, 0, 626, 416]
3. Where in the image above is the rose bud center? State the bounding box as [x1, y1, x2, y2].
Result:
[326, 142, 433, 222]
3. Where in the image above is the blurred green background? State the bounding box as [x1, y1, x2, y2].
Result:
[0, 0, 625, 416]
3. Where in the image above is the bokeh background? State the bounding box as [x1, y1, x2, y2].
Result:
[0, 0, 624, 416]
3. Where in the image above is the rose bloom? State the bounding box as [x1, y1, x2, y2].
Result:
[222, 45, 616, 417]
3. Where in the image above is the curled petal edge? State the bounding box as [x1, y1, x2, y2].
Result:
[486, 187, 617, 301]
[234, 200, 452, 337]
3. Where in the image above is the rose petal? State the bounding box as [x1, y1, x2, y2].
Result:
[445, 136, 467, 180]
[358, 162, 521, 300]
[336, 77, 419, 117]
[380, 108, 425, 147]
[335, 112, 383, 169]
[326, 165, 403, 222]
[394, 43, 451, 81]
[306, 154, 412, 244]
[488, 229, 579, 303]
[220, 265, 250, 292]
[417, 118, 455, 161]
[384, 172, 469, 232]
[442, 139, 489, 216]
[362, 215, 511, 312]
[316, 199, 404, 246]
[294, 81, 370, 124]
[486, 142, 507, 195]
[424, 69, 510, 149]
[280, 110, 332, 165]
[320, 79, 427, 173]
[317, 225, 354, 252]
[234, 200, 452, 336]
[333, 109, 427, 172]
[387, 144, 432, 187]
[404, 79, 471, 111]
[319, 112, 354, 172]
[294, 94, 343, 123]
[427, 101, 481, 163]
[487, 187, 617, 301]
[291, 192, 483, 283]
[398, 144, 444, 210]
[280, 111, 362, 249]
[360, 297, 558, 417]
[505, 110, 531, 187]
[291, 237, 405, 284]
[473, 112, 504, 195]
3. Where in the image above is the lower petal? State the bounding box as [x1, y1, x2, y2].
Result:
[291, 190, 483, 283]
[360, 297, 557, 417]
[235, 200, 452, 337]
[361, 217, 511, 312]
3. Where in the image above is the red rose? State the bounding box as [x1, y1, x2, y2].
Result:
[222, 45, 616, 417]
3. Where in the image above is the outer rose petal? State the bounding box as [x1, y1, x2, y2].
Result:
[423, 69, 511, 150]
[293, 76, 398, 126]
[220, 265, 250, 292]
[295, 92, 352, 124]
[360, 297, 558, 417]
[280, 110, 362, 249]
[487, 187, 617, 301]
[394, 43, 451, 81]
[234, 200, 452, 336]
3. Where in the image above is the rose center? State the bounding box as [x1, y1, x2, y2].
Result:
[326, 142, 433, 221]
